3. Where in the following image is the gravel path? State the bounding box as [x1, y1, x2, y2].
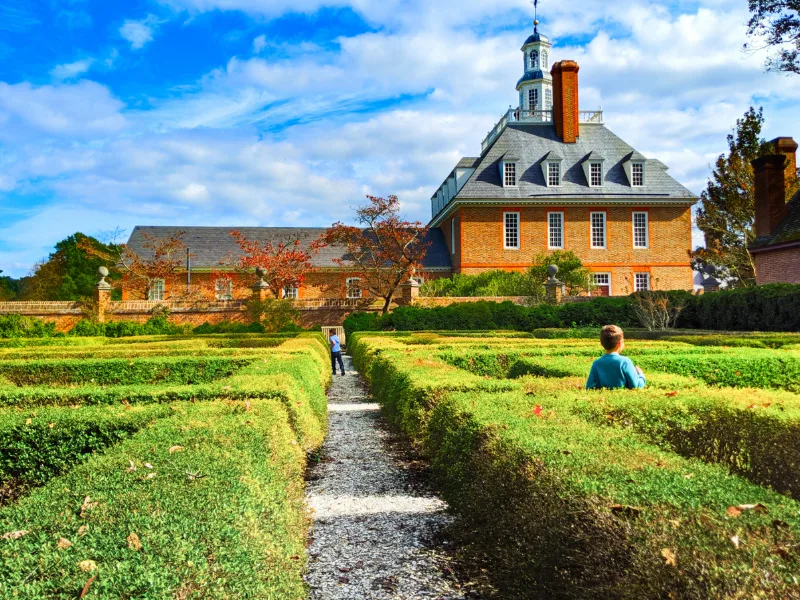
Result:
[305, 355, 472, 600]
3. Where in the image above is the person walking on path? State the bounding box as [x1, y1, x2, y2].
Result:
[329, 331, 345, 376]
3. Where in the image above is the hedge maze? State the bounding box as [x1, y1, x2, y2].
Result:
[0, 333, 329, 599]
[351, 332, 800, 599]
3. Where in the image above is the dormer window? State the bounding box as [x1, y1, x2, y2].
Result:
[632, 163, 644, 186]
[582, 154, 605, 188]
[541, 152, 563, 187]
[504, 162, 517, 187]
[623, 152, 647, 187]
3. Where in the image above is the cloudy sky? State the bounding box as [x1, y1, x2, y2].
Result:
[0, 0, 798, 277]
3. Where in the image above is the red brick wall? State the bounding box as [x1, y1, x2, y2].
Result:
[755, 247, 800, 284]
[442, 204, 693, 294]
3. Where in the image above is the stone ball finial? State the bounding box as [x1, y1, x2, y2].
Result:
[255, 267, 267, 280]
[96, 266, 111, 291]
[98, 266, 109, 279]
[547, 264, 559, 279]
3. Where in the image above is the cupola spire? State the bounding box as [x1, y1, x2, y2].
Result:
[517, 2, 552, 121]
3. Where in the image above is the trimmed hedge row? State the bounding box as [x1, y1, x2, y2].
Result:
[0, 357, 254, 387]
[351, 333, 800, 599]
[0, 399, 310, 599]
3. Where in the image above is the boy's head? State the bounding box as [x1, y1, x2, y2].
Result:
[600, 325, 625, 352]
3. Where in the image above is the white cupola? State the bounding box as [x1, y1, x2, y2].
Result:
[516, 20, 553, 121]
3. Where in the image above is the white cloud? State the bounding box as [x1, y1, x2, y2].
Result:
[50, 58, 95, 80]
[120, 14, 161, 50]
[253, 34, 267, 54]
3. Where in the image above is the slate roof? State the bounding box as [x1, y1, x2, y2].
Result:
[751, 191, 800, 249]
[125, 226, 452, 270]
[517, 71, 547, 87]
[447, 123, 697, 204]
[456, 157, 481, 169]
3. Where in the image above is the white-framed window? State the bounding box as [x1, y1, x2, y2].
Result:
[504, 212, 520, 250]
[529, 49, 539, 69]
[633, 211, 649, 249]
[504, 162, 517, 187]
[282, 285, 299, 300]
[528, 88, 539, 111]
[451, 218, 456, 255]
[547, 162, 561, 187]
[590, 162, 603, 187]
[632, 162, 644, 187]
[149, 279, 165, 301]
[591, 273, 612, 297]
[545, 87, 553, 109]
[634, 272, 651, 292]
[215, 278, 233, 301]
[590, 211, 607, 249]
[346, 278, 362, 299]
[541, 50, 549, 70]
[548, 211, 564, 249]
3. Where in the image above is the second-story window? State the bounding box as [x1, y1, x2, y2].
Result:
[632, 163, 644, 186]
[504, 212, 520, 250]
[590, 211, 607, 249]
[548, 211, 564, 249]
[590, 163, 603, 187]
[282, 285, 298, 300]
[548, 162, 561, 186]
[504, 162, 517, 187]
[633, 211, 649, 248]
[149, 279, 165, 301]
[528, 89, 539, 112]
[346, 278, 362, 299]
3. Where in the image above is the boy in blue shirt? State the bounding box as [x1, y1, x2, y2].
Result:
[329, 331, 345, 376]
[586, 325, 646, 390]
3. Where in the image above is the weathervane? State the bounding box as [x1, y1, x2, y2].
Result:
[532, 0, 539, 31]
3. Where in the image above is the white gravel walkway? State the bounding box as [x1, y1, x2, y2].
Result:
[305, 355, 472, 600]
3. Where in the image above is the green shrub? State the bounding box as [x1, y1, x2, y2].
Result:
[193, 321, 266, 334]
[69, 317, 188, 338]
[0, 314, 57, 339]
[679, 284, 800, 331]
[343, 312, 381, 340]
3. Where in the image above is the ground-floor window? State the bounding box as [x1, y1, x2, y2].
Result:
[346, 278, 362, 299]
[215, 278, 233, 300]
[149, 279, 165, 301]
[282, 285, 299, 300]
[634, 272, 651, 292]
[591, 273, 611, 296]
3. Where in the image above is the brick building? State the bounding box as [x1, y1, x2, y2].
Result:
[749, 139, 800, 284]
[430, 21, 698, 295]
[122, 226, 451, 301]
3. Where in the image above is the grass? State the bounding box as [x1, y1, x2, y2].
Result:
[351, 332, 800, 599]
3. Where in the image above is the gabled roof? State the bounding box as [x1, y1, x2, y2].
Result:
[125, 226, 452, 270]
[448, 123, 697, 202]
[751, 191, 800, 249]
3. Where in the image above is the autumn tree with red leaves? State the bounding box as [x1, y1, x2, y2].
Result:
[120, 231, 190, 300]
[227, 230, 319, 298]
[323, 195, 430, 314]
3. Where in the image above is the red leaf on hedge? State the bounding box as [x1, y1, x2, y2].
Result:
[533, 405, 543, 417]
[665, 391, 678, 398]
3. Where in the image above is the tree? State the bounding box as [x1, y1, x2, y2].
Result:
[0, 270, 21, 301]
[323, 195, 430, 314]
[120, 231, 189, 300]
[747, 1, 800, 73]
[227, 231, 319, 299]
[20, 233, 121, 301]
[527, 250, 593, 296]
[694, 107, 798, 286]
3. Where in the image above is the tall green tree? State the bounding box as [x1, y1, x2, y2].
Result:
[694, 107, 797, 286]
[21, 233, 121, 301]
[0, 270, 21, 301]
[747, 1, 800, 73]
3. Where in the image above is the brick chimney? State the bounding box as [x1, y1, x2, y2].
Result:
[752, 154, 788, 239]
[551, 60, 580, 143]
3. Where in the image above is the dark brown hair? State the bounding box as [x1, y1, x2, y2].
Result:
[600, 325, 624, 351]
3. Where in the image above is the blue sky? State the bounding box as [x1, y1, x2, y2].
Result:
[1, 0, 799, 277]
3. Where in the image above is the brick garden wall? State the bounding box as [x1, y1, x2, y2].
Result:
[755, 247, 800, 284]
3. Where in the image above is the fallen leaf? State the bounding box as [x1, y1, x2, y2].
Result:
[79, 575, 96, 598]
[533, 405, 543, 417]
[1, 530, 29, 540]
[25, 418, 32, 425]
[125, 460, 137, 473]
[661, 548, 677, 567]
[683, 473, 694, 479]
[48, 423, 55, 429]
[168, 446, 184, 454]
[77, 526, 88, 537]
[355, 560, 364, 568]
[610, 504, 641, 517]
[127, 533, 142, 551]
[80, 497, 98, 518]
[144, 463, 153, 470]
[727, 503, 768, 518]
[730, 535, 740, 549]
[142, 472, 156, 480]
[665, 391, 679, 398]
[77, 560, 98, 573]
[727, 506, 743, 518]
[339, 567, 352, 573]
[57, 537, 72, 550]
[245, 400, 252, 412]
[338, 576, 350, 584]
